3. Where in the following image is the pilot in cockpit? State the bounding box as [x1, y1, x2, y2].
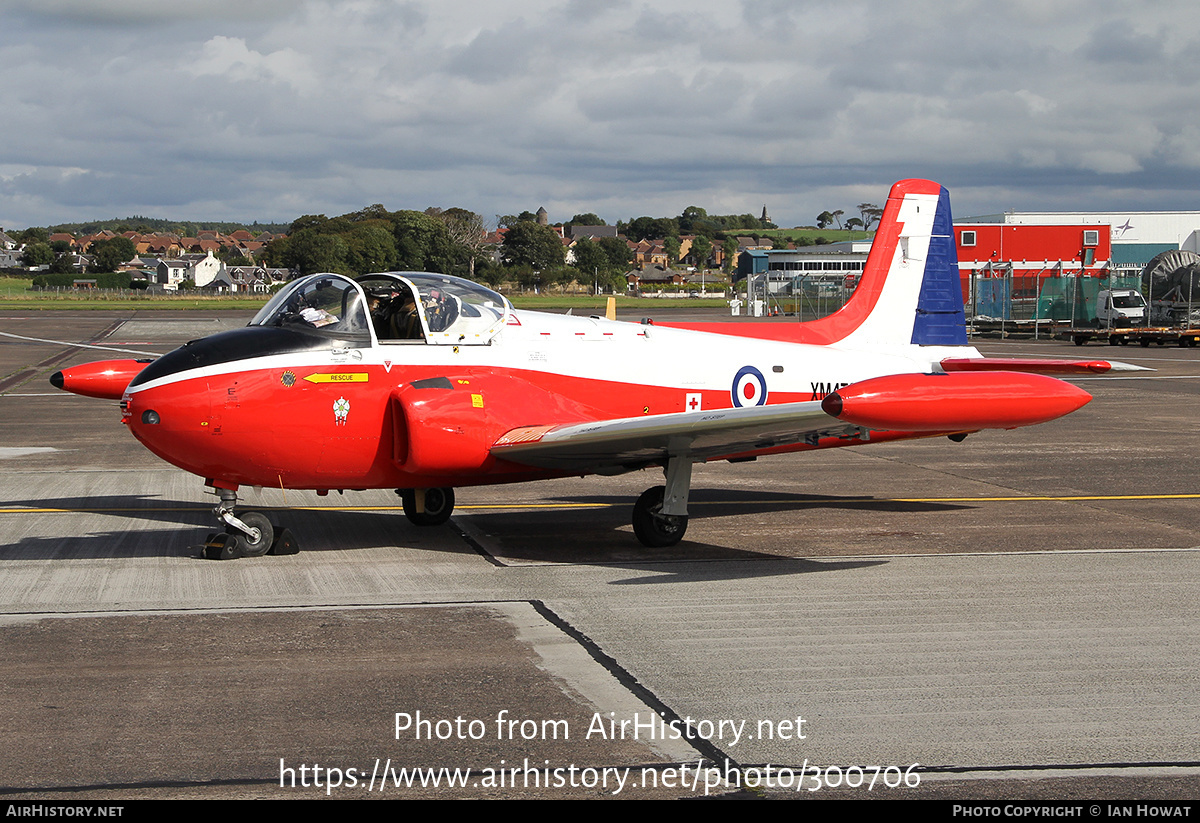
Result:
[369, 285, 424, 341]
[423, 288, 459, 333]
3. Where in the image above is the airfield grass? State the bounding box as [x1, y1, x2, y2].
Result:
[0, 277, 731, 312]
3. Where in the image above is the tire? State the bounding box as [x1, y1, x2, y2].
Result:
[1108, 336, 1120, 346]
[401, 487, 455, 526]
[1073, 336, 1086, 346]
[233, 511, 274, 557]
[632, 486, 688, 548]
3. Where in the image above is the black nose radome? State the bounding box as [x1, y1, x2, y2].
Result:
[49, 371, 64, 390]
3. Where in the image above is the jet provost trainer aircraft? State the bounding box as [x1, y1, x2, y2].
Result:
[52, 179, 1139, 557]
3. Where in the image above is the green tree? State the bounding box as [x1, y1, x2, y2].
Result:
[344, 223, 399, 274]
[623, 216, 679, 242]
[597, 235, 632, 270]
[663, 236, 681, 263]
[49, 253, 78, 274]
[857, 203, 881, 231]
[17, 227, 48, 244]
[89, 237, 136, 273]
[285, 231, 350, 274]
[722, 236, 739, 272]
[391, 210, 457, 273]
[689, 236, 712, 268]
[20, 242, 54, 268]
[678, 206, 708, 234]
[289, 214, 330, 233]
[570, 237, 608, 277]
[501, 221, 565, 269]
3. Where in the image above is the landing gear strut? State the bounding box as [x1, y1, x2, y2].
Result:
[203, 486, 295, 559]
[398, 487, 456, 526]
[632, 456, 692, 548]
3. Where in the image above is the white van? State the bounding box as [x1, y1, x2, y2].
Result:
[1096, 289, 1146, 327]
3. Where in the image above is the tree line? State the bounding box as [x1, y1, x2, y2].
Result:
[12, 199, 788, 285]
[816, 203, 882, 232]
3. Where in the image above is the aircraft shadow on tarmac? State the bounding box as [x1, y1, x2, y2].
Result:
[457, 488, 962, 578]
[0, 490, 963, 576]
[552, 487, 969, 515]
[0, 522, 886, 590]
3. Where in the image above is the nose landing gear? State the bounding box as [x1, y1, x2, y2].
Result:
[202, 486, 297, 560]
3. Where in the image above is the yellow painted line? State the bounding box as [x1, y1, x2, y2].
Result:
[0, 494, 1196, 516]
[0, 506, 208, 514]
[889, 494, 1200, 503]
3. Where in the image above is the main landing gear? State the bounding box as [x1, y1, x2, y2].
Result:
[202, 487, 298, 560]
[632, 456, 693, 548]
[397, 487, 455, 526]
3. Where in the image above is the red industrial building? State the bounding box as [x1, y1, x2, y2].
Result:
[953, 223, 1112, 301]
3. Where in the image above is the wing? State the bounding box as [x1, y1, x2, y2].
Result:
[491, 401, 858, 473]
[491, 368, 1098, 474]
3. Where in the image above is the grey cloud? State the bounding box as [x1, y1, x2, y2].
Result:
[0, 0, 303, 25]
[5, 0, 1200, 230]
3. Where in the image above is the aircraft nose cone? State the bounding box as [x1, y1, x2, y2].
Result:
[49, 371, 64, 390]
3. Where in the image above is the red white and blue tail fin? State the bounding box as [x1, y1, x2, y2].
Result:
[662, 179, 967, 348]
[812, 179, 967, 348]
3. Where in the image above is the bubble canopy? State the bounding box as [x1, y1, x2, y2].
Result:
[251, 272, 513, 346]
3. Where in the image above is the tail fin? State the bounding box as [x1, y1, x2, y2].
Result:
[660, 179, 967, 347]
[808, 179, 966, 347]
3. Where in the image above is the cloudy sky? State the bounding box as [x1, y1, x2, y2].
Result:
[3, 0, 1200, 230]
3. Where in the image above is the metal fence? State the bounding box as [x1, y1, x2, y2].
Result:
[968, 274, 1142, 323]
[748, 270, 1199, 335]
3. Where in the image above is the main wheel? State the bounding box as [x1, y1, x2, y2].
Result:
[632, 485, 688, 548]
[232, 511, 274, 557]
[400, 487, 455, 526]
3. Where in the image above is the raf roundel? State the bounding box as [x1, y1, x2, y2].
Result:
[731, 365, 768, 407]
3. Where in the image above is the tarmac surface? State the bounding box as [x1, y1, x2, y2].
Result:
[0, 307, 1197, 799]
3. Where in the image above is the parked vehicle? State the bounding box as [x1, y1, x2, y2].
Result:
[1095, 289, 1146, 327]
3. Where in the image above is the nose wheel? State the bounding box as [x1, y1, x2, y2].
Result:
[202, 486, 297, 559]
[229, 511, 274, 557]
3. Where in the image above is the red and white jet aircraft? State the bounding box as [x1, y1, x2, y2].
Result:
[53, 179, 1136, 557]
